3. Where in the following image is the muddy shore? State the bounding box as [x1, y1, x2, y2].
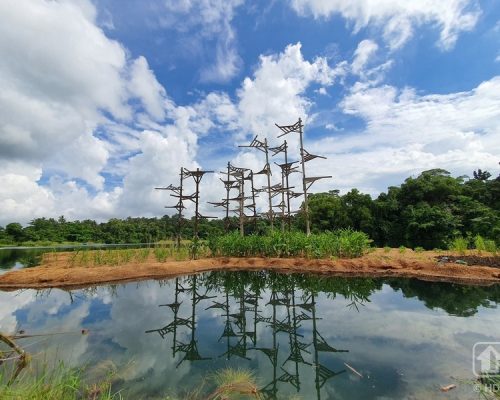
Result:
[0, 249, 499, 290]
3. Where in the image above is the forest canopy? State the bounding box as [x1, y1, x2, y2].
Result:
[1, 169, 499, 249]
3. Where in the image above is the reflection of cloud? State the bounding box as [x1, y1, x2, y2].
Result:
[0, 290, 35, 334]
[0, 277, 498, 399]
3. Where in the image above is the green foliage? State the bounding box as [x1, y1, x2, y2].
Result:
[1, 168, 499, 250]
[398, 246, 406, 254]
[484, 240, 497, 254]
[209, 230, 370, 259]
[449, 237, 468, 255]
[153, 244, 169, 262]
[0, 362, 116, 400]
[414, 247, 424, 253]
[474, 235, 486, 253]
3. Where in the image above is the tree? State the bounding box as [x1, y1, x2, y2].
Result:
[307, 191, 350, 232]
[6, 223, 25, 243]
[473, 169, 491, 181]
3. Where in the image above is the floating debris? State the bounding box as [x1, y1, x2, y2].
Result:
[440, 384, 456, 392]
[344, 362, 363, 378]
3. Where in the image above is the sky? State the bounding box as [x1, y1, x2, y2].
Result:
[0, 0, 499, 225]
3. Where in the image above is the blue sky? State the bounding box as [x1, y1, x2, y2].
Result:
[0, 0, 499, 224]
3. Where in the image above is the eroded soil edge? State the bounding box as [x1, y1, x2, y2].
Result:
[1, 249, 499, 290]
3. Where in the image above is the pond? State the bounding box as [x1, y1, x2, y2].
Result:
[1, 261, 500, 399]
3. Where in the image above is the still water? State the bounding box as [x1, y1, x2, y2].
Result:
[1, 251, 499, 399]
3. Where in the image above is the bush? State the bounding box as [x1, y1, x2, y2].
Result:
[484, 240, 497, 254]
[449, 237, 468, 255]
[474, 235, 486, 254]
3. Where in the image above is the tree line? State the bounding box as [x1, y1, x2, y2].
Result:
[1, 168, 498, 249]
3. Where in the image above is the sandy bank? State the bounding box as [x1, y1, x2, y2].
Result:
[0, 249, 499, 290]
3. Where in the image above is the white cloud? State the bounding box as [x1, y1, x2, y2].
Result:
[309, 76, 500, 195]
[237, 42, 340, 138]
[351, 40, 378, 75]
[0, 0, 130, 191]
[289, 0, 481, 50]
[129, 56, 167, 121]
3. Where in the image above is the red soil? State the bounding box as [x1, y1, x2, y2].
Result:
[0, 249, 499, 290]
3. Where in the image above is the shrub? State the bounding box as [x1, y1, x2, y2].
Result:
[449, 237, 468, 255]
[474, 235, 486, 254]
[484, 240, 497, 255]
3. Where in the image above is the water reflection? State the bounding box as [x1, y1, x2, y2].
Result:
[0, 248, 44, 271]
[1, 272, 499, 399]
[146, 274, 352, 399]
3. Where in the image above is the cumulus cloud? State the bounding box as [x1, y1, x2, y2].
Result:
[129, 57, 167, 121]
[289, 0, 481, 50]
[237, 42, 341, 137]
[309, 76, 500, 195]
[0, 0, 131, 191]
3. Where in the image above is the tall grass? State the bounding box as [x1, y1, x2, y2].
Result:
[0, 362, 117, 400]
[475, 235, 486, 254]
[209, 229, 371, 259]
[63, 244, 203, 267]
[485, 240, 497, 255]
[449, 237, 468, 255]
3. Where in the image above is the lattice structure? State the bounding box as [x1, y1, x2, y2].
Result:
[227, 163, 255, 236]
[155, 168, 187, 247]
[145, 275, 214, 368]
[145, 275, 352, 399]
[270, 140, 300, 231]
[209, 162, 239, 233]
[275, 118, 332, 236]
[306, 292, 348, 398]
[182, 168, 215, 239]
[239, 136, 274, 230]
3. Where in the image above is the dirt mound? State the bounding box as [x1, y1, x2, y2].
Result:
[436, 255, 500, 268]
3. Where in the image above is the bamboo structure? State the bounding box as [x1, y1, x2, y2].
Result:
[155, 168, 190, 248]
[226, 163, 254, 236]
[238, 136, 274, 230]
[270, 140, 300, 231]
[182, 168, 215, 239]
[275, 118, 332, 236]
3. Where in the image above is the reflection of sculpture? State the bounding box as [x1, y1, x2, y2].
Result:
[145, 272, 364, 398]
[145, 275, 214, 367]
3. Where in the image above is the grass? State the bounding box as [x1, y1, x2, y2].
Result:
[0, 362, 117, 400]
[475, 235, 487, 254]
[448, 235, 498, 256]
[449, 237, 469, 255]
[208, 229, 371, 259]
[60, 243, 208, 267]
[209, 368, 261, 399]
[0, 353, 263, 400]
